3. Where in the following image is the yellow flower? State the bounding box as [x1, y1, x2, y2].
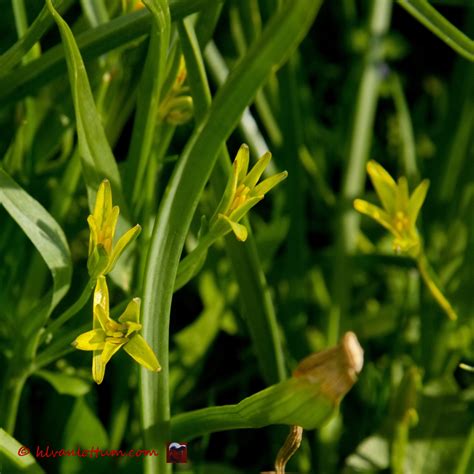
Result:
[210, 144, 288, 241]
[72, 277, 160, 384]
[354, 161, 429, 257]
[87, 179, 141, 277]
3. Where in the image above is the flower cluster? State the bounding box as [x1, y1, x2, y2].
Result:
[75, 180, 160, 384]
[210, 144, 288, 241]
[354, 161, 429, 257]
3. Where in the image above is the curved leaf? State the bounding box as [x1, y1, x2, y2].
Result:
[0, 168, 71, 317]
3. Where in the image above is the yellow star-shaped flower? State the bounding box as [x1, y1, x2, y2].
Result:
[210, 144, 288, 241]
[72, 277, 160, 384]
[354, 161, 429, 257]
[87, 179, 141, 277]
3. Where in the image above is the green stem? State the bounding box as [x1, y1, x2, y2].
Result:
[397, 0, 474, 61]
[41, 278, 96, 344]
[416, 252, 457, 321]
[140, 3, 322, 473]
[0, 368, 28, 433]
[174, 231, 217, 291]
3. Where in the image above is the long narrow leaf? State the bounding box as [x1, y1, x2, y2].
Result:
[46, 0, 126, 214]
[0, 168, 71, 318]
[140, 1, 323, 472]
[0, 428, 45, 473]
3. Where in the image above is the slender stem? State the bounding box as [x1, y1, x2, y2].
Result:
[174, 231, 217, 291]
[397, 0, 474, 61]
[0, 367, 28, 433]
[41, 278, 96, 343]
[416, 252, 457, 321]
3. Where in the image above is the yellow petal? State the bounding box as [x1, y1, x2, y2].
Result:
[93, 276, 109, 316]
[94, 304, 112, 332]
[101, 340, 125, 366]
[234, 144, 250, 183]
[396, 177, 409, 213]
[367, 161, 397, 215]
[123, 334, 161, 372]
[118, 297, 141, 326]
[243, 151, 272, 189]
[219, 214, 248, 241]
[72, 329, 106, 350]
[87, 215, 98, 256]
[408, 179, 429, 224]
[253, 170, 288, 196]
[228, 196, 262, 223]
[353, 199, 393, 233]
[106, 224, 141, 274]
[93, 179, 113, 228]
[101, 205, 120, 253]
[93, 350, 105, 384]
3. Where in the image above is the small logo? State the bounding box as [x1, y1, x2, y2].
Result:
[17, 446, 30, 457]
[166, 442, 187, 464]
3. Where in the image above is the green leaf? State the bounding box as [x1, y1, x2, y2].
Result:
[0, 428, 45, 473]
[0, 168, 72, 317]
[45, 0, 126, 215]
[397, 0, 474, 61]
[0, 0, 74, 73]
[34, 370, 91, 397]
[0, 1, 225, 107]
[171, 377, 338, 441]
[61, 397, 109, 473]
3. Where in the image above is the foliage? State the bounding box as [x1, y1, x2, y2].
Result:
[0, 0, 473, 473]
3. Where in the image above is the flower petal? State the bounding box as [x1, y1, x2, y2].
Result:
[93, 350, 105, 384]
[367, 161, 397, 214]
[234, 144, 250, 183]
[243, 151, 272, 189]
[106, 224, 141, 274]
[101, 205, 120, 253]
[118, 297, 141, 325]
[94, 304, 111, 332]
[93, 276, 109, 316]
[353, 199, 393, 233]
[396, 177, 409, 213]
[93, 179, 113, 228]
[408, 179, 429, 223]
[123, 334, 161, 372]
[87, 215, 98, 256]
[101, 340, 125, 366]
[228, 196, 262, 223]
[72, 329, 106, 350]
[219, 214, 248, 241]
[253, 170, 288, 196]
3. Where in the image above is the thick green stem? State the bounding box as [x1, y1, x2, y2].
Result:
[140, 3, 322, 473]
